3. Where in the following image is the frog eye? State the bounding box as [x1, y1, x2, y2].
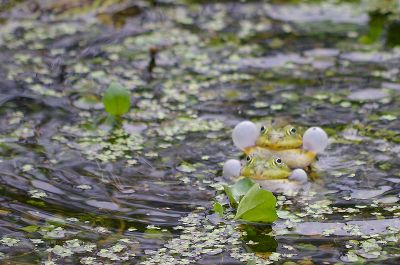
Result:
[275, 158, 282, 165]
[246, 155, 254, 164]
[287, 127, 296, 135]
[260, 126, 268, 134]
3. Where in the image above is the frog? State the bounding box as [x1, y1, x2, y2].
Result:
[231, 121, 328, 169]
[223, 155, 297, 180]
[223, 155, 309, 193]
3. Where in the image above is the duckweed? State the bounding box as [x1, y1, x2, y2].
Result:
[0, 0, 399, 264]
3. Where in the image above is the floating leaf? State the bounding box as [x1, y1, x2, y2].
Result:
[102, 82, 131, 116]
[0, 237, 20, 247]
[144, 229, 172, 240]
[224, 178, 255, 207]
[20, 225, 39, 233]
[213, 202, 224, 217]
[234, 184, 278, 223]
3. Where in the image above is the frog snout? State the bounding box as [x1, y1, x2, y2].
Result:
[269, 132, 284, 142]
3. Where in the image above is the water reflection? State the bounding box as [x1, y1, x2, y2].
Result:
[0, 0, 399, 264]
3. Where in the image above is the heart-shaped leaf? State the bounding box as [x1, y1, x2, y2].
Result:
[224, 178, 255, 207]
[234, 184, 278, 223]
[213, 202, 224, 217]
[102, 82, 131, 116]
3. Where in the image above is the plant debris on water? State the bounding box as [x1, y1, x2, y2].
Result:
[0, 0, 399, 264]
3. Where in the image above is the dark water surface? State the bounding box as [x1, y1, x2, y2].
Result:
[0, 1, 399, 264]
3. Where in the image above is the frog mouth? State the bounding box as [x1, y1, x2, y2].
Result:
[256, 136, 302, 150]
[251, 169, 291, 180]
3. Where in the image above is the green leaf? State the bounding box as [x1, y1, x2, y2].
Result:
[234, 184, 278, 223]
[27, 200, 46, 207]
[143, 229, 172, 240]
[102, 82, 131, 116]
[224, 178, 255, 207]
[213, 202, 224, 217]
[20, 225, 39, 233]
[105, 114, 116, 126]
[223, 185, 236, 206]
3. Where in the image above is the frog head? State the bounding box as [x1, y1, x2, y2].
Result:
[256, 125, 302, 150]
[223, 155, 292, 180]
[242, 155, 292, 180]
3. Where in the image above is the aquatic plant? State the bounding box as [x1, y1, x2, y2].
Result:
[102, 82, 131, 123]
[234, 184, 278, 223]
[224, 178, 278, 223]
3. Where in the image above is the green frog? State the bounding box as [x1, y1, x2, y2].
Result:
[223, 155, 292, 180]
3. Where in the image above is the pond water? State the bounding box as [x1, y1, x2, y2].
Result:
[0, 1, 399, 264]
